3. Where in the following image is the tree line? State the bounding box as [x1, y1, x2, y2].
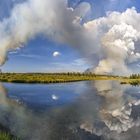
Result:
[130, 74, 140, 79]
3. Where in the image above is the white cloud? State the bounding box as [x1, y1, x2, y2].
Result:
[0, 0, 91, 66]
[84, 8, 140, 75]
[43, 58, 90, 73]
[72, 58, 89, 66]
[53, 51, 61, 57]
[0, 0, 140, 75]
[9, 51, 18, 54]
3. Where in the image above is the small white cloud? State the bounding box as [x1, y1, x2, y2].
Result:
[53, 51, 61, 57]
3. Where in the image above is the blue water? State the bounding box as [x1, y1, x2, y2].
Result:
[0, 81, 140, 140]
[4, 82, 87, 111]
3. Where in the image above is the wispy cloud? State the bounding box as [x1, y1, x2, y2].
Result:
[9, 51, 18, 54]
[19, 54, 43, 59]
[9, 52, 43, 59]
[43, 58, 90, 72]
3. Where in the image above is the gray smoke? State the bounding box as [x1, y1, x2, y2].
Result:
[84, 8, 140, 74]
[0, 0, 90, 65]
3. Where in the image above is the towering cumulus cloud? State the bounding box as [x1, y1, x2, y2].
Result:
[84, 8, 140, 74]
[0, 0, 140, 74]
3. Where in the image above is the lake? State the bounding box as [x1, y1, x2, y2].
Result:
[0, 80, 140, 140]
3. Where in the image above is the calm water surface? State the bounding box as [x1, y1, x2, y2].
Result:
[0, 81, 140, 140]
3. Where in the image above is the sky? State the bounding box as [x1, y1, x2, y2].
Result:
[0, 0, 140, 74]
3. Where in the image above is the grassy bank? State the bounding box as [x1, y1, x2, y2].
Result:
[120, 74, 140, 86]
[0, 73, 123, 84]
[1, 72, 139, 85]
[120, 79, 140, 86]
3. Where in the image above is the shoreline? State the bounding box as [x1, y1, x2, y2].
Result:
[0, 73, 139, 85]
[0, 73, 124, 84]
[120, 79, 140, 86]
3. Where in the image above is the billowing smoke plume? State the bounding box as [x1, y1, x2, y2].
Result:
[84, 7, 140, 74]
[0, 0, 140, 74]
[0, 0, 91, 65]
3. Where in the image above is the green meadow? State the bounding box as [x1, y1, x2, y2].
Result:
[0, 73, 139, 85]
[0, 72, 124, 83]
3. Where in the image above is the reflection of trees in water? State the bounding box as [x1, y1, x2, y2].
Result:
[0, 82, 140, 140]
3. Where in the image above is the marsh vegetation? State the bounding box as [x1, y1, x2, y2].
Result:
[0, 73, 139, 86]
[0, 73, 122, 84]
[120, 74, 140, 86]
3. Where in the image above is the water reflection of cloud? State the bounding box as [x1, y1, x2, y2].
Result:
[0, 81, 140, 140]
[80, 81, 140, 140]
[52, 94, 59, 100]
[0, 83, 101, 140]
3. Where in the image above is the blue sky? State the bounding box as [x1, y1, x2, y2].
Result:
[0, 0, 140, 73]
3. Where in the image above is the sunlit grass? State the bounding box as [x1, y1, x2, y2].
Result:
[1, 72, 139, 85]
[0, 73, 123, 84]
